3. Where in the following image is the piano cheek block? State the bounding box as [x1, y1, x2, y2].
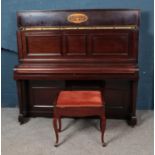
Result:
[14, 9, 140, 126]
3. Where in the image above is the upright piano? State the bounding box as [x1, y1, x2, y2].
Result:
[14, 9, 140, 126]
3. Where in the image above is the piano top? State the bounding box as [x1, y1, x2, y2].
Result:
[17, 9, 140, 29]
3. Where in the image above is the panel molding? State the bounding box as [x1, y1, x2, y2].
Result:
[90, 33, 129, 56]
[64, 34, 87, 56]
[21, 31, 63, 59]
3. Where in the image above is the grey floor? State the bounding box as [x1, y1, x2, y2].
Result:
[2, 108, 154, 155]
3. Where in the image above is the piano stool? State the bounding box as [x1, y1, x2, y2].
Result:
[53, 90, 106, 147]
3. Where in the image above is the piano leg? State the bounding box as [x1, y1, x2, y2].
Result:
[128, 116, 137, 127]
[17, 80, 29, 124]
[18, 114, 28, 124]
[128, 80, 138, 127]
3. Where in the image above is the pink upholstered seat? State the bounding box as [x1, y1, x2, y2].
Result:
[57, 90, 103, 107]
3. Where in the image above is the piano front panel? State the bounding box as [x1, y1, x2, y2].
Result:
[104, 80, 130, 118]
[19, 29, 137, 63]
[90, 33, 129, 56]
[21, 31, 63, 60]
[27, 80, 130, 118]
[64, 34, 87, 55]
[28, 80, 64, 115]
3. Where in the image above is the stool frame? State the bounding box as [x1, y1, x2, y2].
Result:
[53, 89, 106, 147]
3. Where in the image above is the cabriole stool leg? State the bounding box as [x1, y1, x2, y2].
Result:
[58, 117, 61, 132]
[53, 117, 59, 146]
[100, 115, 106, 147]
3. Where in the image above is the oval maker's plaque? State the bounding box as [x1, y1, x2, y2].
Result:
[67, 13, 88, 24]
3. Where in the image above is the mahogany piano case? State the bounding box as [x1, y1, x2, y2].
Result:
[14, 9, 140, 126]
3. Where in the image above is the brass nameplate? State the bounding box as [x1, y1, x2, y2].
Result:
[67, 13, 88, 24]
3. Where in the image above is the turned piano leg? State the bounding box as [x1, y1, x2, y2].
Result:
[17, 80, 29, 124]
[128, 80, 138, 127]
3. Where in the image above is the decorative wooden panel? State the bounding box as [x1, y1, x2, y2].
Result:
[27, 80, 130, 118]
[28, 81, 64, 113]
[90, 33, 129, 56]
[65, 35, 87, 55]
[27, 36, 62, 55]
[104, 80, 130, 118]
[19, 29, 137, 63]
[30, 87, 58, 112]
[21, 31, 63, 59]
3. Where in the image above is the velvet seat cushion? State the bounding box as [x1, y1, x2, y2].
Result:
[56, 90, 103, 107]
